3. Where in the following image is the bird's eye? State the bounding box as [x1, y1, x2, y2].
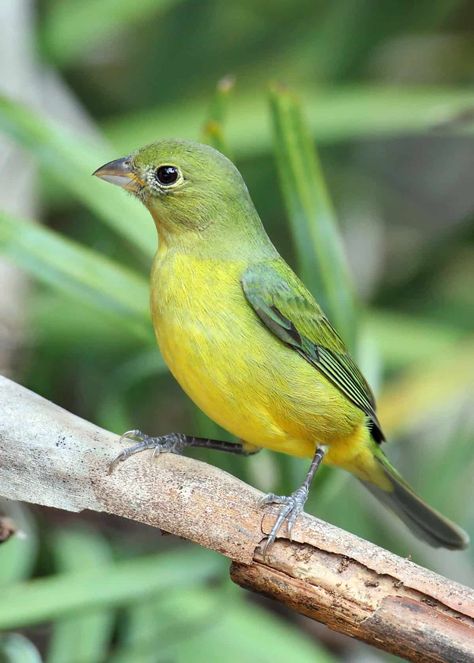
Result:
[155, 165, 180, 186]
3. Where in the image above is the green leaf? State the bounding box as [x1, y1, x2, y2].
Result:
[31, 291, 151, 352]
[0, 96, 154, 256]
[0, 547, 223, 630]
[202, 76, 235, 158]
[269, 85, 356, 347]
[47, 529, 116, 663]
[105, 86, 474, 158]
[0, 212, 150, 338]
[41, 0, 183, 66]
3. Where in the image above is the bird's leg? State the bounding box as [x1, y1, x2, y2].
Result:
[108, 429, 259, 474]
[260, 445, 327, 554]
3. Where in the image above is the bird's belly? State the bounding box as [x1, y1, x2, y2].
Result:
[156, 304, 304, 453]
[151, 256, 363, 458]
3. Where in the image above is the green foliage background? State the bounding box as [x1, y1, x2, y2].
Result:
[0, 1, 473, 661]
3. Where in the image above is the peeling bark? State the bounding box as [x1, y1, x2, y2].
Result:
[231, 541, 474, 662]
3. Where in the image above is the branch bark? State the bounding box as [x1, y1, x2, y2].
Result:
[0, 376, 473, 662]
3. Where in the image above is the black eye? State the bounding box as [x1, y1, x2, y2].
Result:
[155, 165, 179, 186]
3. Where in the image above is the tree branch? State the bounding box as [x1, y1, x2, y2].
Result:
[0, 376, 473, 662]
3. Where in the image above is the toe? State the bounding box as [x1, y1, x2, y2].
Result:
[259, 486, 310, 553]
[262, 518, 281, 556]
[287, 509, 300, 540]
[108, 450, 126, 474]
[259, 493, 276, 506]
[119, 429, 143, 444]
[259, 493, 287, 507]
[262, 534, 275, 555]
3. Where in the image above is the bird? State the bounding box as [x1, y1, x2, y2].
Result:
[94, 139, 468, 551]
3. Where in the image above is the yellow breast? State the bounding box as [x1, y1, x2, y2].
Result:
[150, 249, 364, 459]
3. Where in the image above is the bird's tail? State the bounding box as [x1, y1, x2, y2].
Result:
[360, 447, 469, 550]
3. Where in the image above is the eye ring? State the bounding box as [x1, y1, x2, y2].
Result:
[155, 165, 181, 187]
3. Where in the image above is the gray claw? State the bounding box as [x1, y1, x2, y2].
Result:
[259, 493, 286, 507]
[108, 431, 187, 474]
[260, 486, 309, 553]
[108, 450, 126, 474]
[119, 429, 145, 444]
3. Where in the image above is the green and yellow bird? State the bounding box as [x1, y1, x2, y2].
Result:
[94, 139, 468, 550]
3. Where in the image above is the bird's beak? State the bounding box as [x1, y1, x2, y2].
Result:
[93, 156, 143, 193]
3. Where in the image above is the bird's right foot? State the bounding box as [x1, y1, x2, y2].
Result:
[108, 430, 188, 474]
[259, 485, 309, 555]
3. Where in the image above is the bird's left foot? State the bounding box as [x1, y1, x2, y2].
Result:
[108, 430, 187, 474]
[259, 485, 309, 555]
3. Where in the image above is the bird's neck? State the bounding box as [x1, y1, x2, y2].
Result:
[151, 201, 279, 263]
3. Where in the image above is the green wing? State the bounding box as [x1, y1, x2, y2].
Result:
[241, 260, 384, 443]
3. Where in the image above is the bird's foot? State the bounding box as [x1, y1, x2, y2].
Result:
[259, 485, 309, 555]
[108, 430, 187, 474]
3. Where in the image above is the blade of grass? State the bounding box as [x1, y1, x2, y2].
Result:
[269, 84, 356, 346]
[0, 212, 150, 338]
[105, 85, 474, 159]
[31, 291, 151, 353]
[0, 96, 154, 257]
[0, 547, 223, 630]
[47, 529, 116, 663]
[202, 75, 235, 158]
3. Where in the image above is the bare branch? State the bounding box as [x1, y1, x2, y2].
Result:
[0, 376, 473, 662]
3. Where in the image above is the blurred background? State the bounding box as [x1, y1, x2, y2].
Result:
[0, 0, 473, 661]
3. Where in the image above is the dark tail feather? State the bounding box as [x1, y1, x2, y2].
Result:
[361, 450, 469, 550]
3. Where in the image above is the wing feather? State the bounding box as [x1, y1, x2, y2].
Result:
[241, 261, 384, 443]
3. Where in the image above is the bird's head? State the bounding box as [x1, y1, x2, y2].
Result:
[93, 139, 266, 251]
